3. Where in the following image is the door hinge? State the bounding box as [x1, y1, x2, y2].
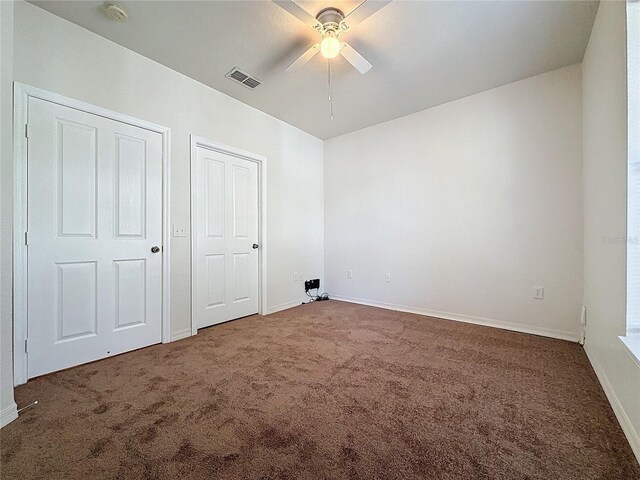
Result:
[24, 338, 28, 353]
[25, 124, 29, 138]
[24, 231, 29, 246]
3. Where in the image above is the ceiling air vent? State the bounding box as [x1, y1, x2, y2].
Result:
[226, 68, 262, 89]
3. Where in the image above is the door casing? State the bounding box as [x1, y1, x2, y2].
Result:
[12, 83, 172, 385]
[190, 135, 267, 335]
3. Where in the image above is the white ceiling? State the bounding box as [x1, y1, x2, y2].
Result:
[29, 0, 598, 139]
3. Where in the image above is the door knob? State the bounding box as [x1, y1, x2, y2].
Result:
[151, 246, 160, 253]
[252, 244, 259, 249]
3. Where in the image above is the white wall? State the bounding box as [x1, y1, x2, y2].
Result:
[325, 64, 583, 341]
[0, 0, 18, 427]
[582, 0, 640, 461]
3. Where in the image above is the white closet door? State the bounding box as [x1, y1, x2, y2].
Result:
[27, 97, 163, 378]
[195, 146, 259, 329]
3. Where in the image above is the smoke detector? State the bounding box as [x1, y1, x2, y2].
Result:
[102, 1, 128, 22]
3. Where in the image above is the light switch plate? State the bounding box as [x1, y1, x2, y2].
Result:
[173, 224, 186, 237]
[533, 286, 544, 300]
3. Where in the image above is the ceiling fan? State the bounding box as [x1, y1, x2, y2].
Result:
[274, 0, 392, 74]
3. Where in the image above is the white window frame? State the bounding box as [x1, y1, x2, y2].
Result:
[621, 1, 640, 365]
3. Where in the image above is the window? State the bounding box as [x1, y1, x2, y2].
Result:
[621, 0, 640, 363]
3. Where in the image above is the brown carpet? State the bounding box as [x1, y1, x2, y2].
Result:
[1, 300, 638, 479]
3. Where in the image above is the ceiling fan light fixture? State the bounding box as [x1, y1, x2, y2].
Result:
[320, 33, 341, 59]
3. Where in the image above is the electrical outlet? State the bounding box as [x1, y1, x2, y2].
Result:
[173, 224, 186, 237]
[347, 269, 353, 279]
[293, 272, 303, 281]
[385, 273, 391, 283]
[533, 286, 544, 300]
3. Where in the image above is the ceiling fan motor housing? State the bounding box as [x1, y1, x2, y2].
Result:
[316, 7, 345, 33]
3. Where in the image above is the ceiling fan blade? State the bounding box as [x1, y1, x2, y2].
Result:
[341, 0, 392, 30]
[273, 0, 321, 29]
[340, 43, 372, 74]
[286, 44, 320, 72]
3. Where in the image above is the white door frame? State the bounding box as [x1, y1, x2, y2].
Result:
[12, 83, 172, 385]
[190, 135, 267, 335]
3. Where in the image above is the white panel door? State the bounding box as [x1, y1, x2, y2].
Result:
[195, 146, 259, 328]
[27, 97, 163, 378]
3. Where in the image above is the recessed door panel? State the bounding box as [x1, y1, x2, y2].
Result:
[115, 135, 146, 238]
[233, 253, 250, 302]
[232, 165, 250, 239]
[206, 158, 225, 238]
[27, 96, 164, 379]
[114, 259, 146, 329]
[57, 119, 97, 238]
[56, 261, 97, 342]
[206, 254, 225, 308]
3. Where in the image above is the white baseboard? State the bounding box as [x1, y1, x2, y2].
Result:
[584, 343, 640, 464]
[329, 294, 580, 342]
[266, 299, 306, 315]
[1, 402, 18, 428]
[170, 328, 192, 342]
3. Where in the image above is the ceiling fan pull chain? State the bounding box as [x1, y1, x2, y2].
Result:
[328, 59, 334, 120]
[327, 58, 331, 102]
